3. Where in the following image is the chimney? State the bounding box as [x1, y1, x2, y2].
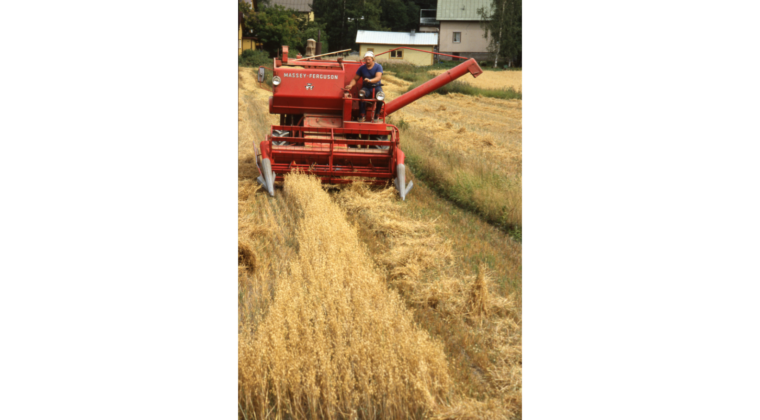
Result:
[411, 29, 415, 36]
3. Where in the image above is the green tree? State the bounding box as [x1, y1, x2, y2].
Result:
[379, 0, 411, 32]
[409, 0, 436, 10]
[478, 0, 522, 68]
[246, 5, 309, 56]
[311, 0, 383, 51]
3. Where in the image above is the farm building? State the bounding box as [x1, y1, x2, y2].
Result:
[436, 0, 492, 61]
[355, 30, 439, 66]
[266, 0, 314, 21]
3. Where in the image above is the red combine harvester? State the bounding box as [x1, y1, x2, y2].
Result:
[254, 46, 483, 200]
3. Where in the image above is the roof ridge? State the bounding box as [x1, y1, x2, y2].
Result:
[436, 0, 492, 21]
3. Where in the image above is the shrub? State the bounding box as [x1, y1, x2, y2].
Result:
[238, 49, 271, 68]
[431, 60, 462, 70]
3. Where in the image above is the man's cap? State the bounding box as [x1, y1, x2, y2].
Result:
[364, 51, 374, 58]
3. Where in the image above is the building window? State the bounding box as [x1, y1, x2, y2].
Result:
[367, 48, 374, 53]
[239, 40, 242, 49]
[391, 49, 403, 59]
[453, 32, 461, 43]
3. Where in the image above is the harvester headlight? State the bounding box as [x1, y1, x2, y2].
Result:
[272, 76, 282, 86]
[358, 90, 365, 98]
[376, 92, 385, 101]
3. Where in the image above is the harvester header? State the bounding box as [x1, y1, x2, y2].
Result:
[255, 46, 482, 200]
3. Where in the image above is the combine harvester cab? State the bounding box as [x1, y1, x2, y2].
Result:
[255, 45, 483, 200]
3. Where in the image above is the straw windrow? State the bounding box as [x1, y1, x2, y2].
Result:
[337, 182, 522, 418]
[239, 173, 452, 419]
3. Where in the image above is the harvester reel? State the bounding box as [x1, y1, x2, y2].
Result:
[371, 134, 390, 150]
[271, 129, 291, 146]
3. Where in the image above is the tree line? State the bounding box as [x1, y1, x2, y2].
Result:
[479, 0, 522, 67]
[239, 0, 521, 67]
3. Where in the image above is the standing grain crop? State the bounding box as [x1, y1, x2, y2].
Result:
[239, 173, 452, 419]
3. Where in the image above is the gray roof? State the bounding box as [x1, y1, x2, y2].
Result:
[355, 30, 438, 46]
[266, 0, 311, 13]
[436, 0, 491, 21]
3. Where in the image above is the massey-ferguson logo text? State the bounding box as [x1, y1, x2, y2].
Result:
[306, 83, 313, 90]
[282, 73, 339, 80]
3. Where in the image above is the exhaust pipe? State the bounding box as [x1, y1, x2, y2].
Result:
[394, 164, 413, 201]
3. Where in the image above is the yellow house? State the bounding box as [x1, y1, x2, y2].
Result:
[356, 30, 439, 66]
[239, 11, 257, 55]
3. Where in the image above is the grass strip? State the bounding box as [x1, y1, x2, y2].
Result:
[383, 62, 522, 99]
[406, 80, 522, 100]
[395, 122, 522, 240]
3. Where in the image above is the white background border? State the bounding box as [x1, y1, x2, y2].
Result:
[1, 0, 759, 418]
[1, 1, 237, 418]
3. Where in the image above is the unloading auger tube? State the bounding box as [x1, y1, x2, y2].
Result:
[254, 46, 483, 200]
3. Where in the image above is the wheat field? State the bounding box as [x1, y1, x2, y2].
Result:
[381, 73, 521, 173]
[238, 66, 522, 419]
[428, 69, 522, 92]
[381, 71, 522, 229]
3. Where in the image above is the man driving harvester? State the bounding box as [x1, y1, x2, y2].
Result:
[345, 51, 384, 123]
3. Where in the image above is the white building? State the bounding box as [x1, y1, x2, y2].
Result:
[436, 0, 492, 61]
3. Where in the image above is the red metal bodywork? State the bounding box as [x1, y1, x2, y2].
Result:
[258, 125, 402, 184]
[255, 46, 482, 198]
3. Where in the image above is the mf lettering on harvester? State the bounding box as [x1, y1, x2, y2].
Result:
[282, 73, 339, 80]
